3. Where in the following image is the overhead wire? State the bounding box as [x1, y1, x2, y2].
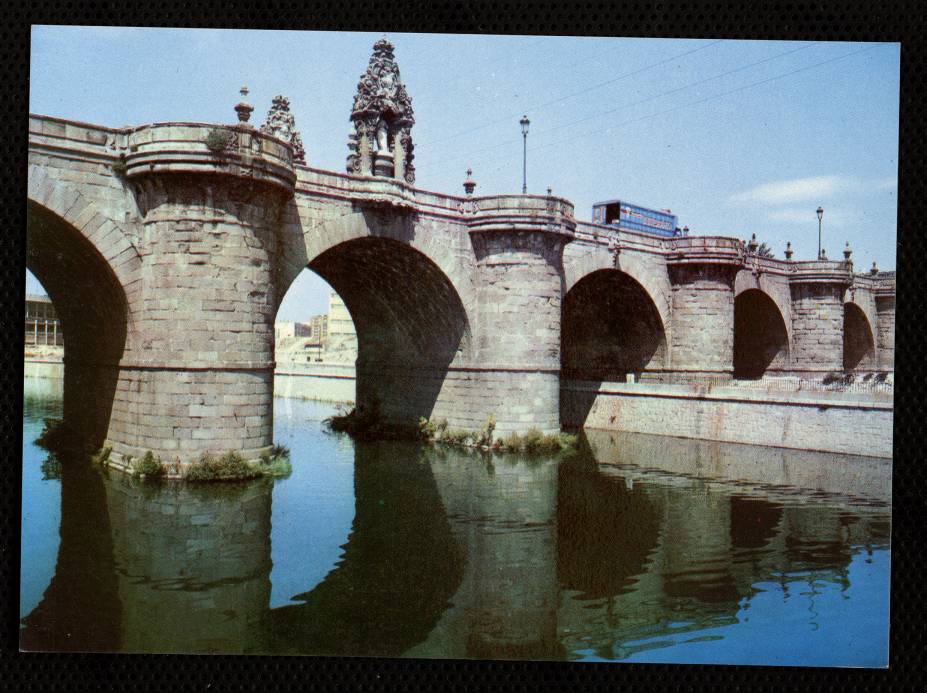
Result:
[416, 39, 725, 148]
[420, 43, 887, 186]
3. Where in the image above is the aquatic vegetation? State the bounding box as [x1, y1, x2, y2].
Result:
[330, 404, 576, 455]
[134, 451, 165, 480]
[34, 418, 85, 453]
[90, 445, 112, 466]
[184, 451, 262, 482]
[492, 429, 577, 454]
[40, 454, 61, 481]
[257, 456, 293, 477]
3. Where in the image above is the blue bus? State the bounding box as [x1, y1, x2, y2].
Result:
[592, 199, 681, 237]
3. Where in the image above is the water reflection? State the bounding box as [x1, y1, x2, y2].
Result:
[20, 396, 890, 665]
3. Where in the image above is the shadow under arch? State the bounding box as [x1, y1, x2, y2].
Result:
[733, 288, 790, 379]
[279, 234, 473, 424]
[843, 302, 876, 371]
[267, 440, 466, 657]
[19, 450, 121, 652]
[556, 456, 663, 600]
[26, 201, 129, 447]
[561, 268, 667, 381]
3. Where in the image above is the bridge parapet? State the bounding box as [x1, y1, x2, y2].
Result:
[665, 235, 745, 267]
[467, 194, 575, 238]
[788, 259, 854, 285]
[118, 122, 296, 196]
[29, 114, 118, 163]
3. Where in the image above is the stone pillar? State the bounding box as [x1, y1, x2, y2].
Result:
[108, 124, 295, 463]
[468, 196, 575, 436]
[788, 262, 853, 376]
[875, 289, 895, 371]
[666, 238, 743, 379]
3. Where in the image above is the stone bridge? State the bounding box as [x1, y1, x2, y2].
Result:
[26, 40, 895, 464]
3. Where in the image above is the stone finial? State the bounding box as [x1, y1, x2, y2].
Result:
[235, 85, 254, 124]
[261, 94, 306, 164]
[463, 168, 476, 196]
[747, 233, 759, 254]
[547, 186, 553, 196]
[870, 261, 879, 275]
[682, 225, 689, 236]
[347, 38, 415, 183]
[785, 241, 793, 260]
[843, 241, 853, 261]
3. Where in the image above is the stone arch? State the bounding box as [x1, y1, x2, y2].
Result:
[563, 249, 672, 333]
[27, 164, 141, 292]
[733, 289, 790, 379]
[276, 219, 474, 424]
[277, 205, 476, 315]
[26, 197, 131, 447]
[843, 302, 876, 371]
[561, 268, 668, 381]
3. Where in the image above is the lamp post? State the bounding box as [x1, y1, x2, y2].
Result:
[520, 115, 530, 194]
[816, 206, 824, 259]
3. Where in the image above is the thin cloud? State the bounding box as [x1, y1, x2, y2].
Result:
[729, 175, 849, 205]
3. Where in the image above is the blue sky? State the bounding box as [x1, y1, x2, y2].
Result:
[28, 27, 900, 320]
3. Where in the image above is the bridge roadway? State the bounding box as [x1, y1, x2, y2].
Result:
[26, 113, 895, 464]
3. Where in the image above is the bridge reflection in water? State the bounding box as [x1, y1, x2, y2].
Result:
[20, 399, 890, 663]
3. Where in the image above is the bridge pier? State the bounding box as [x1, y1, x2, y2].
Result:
[104, 124, 296, 464]
[468, 197, 575, 436]
[666, 239, 742, 379]
[788, 263, 853, 376]
[875, 291, 895, 371]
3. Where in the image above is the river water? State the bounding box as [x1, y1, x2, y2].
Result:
[20, 380, 891, 666]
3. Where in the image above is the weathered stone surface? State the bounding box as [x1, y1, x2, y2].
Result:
[26, 107, 895, 458]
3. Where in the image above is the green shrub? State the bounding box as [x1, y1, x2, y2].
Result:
[34, 418, 85, 453]
[419, 417, 438, 440]
[185, 451, 261, 482]
[441, 428, 472, 446]
[134, 451, 165, 480]
[522, 428, 545, 452]
[475, 414, 496, 448]
[327, 400, 382, 436]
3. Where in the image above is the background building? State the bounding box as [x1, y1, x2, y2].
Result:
[25, 294, 63, 348]
[324, 291, 357, 363]
[274, 292, 357, 364]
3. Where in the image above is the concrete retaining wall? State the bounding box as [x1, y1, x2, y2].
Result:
[562, 379, 893, 459]
[24, 359, 64, 380]
[273, 362, 356, 404]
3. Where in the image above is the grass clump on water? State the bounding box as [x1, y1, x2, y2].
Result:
[492, 429, 577, 454]
[257, 444, 293, 477]
[185, 451, 262, 482]
[133, 451, 165, 480]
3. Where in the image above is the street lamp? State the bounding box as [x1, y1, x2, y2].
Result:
[816, 206, 824, 259]
[520, 115, 530, 194]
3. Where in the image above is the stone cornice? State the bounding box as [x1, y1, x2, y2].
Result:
[664, 236, 745, 268]
[466, 195, 576, 238]
[121, 123, 296, 194]
[788, 260, 854, 286]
